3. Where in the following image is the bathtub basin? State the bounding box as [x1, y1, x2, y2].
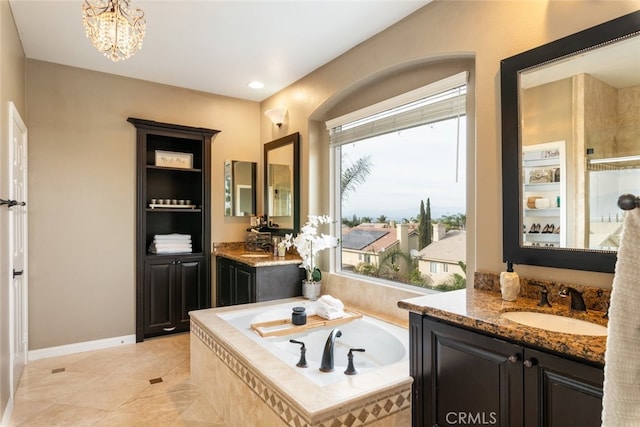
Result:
[218, 300, 408, 386]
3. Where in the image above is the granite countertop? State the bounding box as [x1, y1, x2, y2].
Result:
[214, 245, 303, 267]
[398, 288, 608, 365]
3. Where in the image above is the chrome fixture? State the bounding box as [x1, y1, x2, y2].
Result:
[265, 108, 287, 128]
[82, 0, 146, 62]
[559, 287, 587, 312]
[319, 329, 342, 372]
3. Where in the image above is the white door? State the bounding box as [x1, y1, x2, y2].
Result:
[8, 102, 28, 397]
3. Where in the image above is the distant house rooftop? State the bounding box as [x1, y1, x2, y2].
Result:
[418, 229, 466, 263]
[341, 223, 418, 252]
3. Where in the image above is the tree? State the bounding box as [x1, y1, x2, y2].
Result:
[376, 215, 387, 224]
[419, 198, 432, 249]
[342, 214, 361, 227]
[438, 213, 466, 230]
[341, 155, 372, 202]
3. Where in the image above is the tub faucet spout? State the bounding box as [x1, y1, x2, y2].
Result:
[319, 329, 342, 372]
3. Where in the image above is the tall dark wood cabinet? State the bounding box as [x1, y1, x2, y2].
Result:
[129, 118, 219, 342]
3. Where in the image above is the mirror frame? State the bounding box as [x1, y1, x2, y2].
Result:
[264, 132, 300, 236]
[501, 10, 640, 273]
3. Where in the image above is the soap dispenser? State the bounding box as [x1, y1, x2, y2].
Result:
[500, 261, 520, 301]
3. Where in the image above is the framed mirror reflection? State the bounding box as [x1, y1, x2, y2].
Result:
[501, 10, 640, 273]
[264, 132, 300, 236]
[224, 160, 257, 217]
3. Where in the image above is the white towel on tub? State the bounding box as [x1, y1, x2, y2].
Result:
[602, 208, 640, 426]
[316, 295, 345, 320]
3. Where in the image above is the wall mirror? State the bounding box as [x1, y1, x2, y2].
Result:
[501, 10, 640, 273]
[264, 132, 300, 235]
[224, 160, 257, 217]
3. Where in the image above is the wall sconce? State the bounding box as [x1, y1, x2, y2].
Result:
[264, 108, 287, 128]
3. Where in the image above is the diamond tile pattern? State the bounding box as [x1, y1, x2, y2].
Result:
[192, 321, 411, 427]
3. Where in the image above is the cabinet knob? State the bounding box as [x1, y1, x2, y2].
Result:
[524, 358, 538, 368]
[508, 354, 520, 364]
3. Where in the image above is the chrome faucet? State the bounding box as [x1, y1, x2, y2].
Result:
[319, 329, 342, 372]
[559, 287, 587, 312]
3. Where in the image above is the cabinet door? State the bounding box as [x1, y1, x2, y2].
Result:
[217, 257, 233, 307]
[176, 256, 205, 330]
[419, 318, 523, 427]
[234, 262, 255, 305]
[144, 258, 176, 335]
[523, 348, 603, 427]
[255, 264, 304, 302]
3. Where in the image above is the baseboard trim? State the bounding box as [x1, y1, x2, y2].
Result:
[0, 396, 13, 427]
[28, 334, 137, 361]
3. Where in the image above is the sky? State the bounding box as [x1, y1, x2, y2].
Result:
[340, 117, 466, 222]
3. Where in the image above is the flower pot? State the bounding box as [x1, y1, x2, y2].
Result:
[302, 280, 321, 301]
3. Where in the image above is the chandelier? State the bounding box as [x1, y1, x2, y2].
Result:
[82, 0, 146, 62]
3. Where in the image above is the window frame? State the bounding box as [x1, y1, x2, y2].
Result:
[327, 72, 471, 292]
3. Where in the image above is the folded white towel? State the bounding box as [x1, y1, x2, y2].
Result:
[316, 295, 346, 320]
[154, 233, 192, 242]
[318, 295, 344, 311]
[152, 242, 192, 249]
[602, 209, 640, 426]
[149, 247, 193, 254]
[316, 307, 346, 320]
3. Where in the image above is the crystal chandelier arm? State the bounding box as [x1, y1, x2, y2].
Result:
[82, 0, 146, 62]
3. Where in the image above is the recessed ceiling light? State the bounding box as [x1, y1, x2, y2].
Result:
[248, 81, 264, 89]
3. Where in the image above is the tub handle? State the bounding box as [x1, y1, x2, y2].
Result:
[289, 339, 308, 368]
[344, 348, 366, 375]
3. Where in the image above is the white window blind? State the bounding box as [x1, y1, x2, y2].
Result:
[327, 71, 468, 147]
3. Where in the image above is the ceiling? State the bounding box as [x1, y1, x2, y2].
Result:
[9, 0, 430, 102]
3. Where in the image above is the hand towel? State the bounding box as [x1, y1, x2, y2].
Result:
[602, 208, 640, 426]
[318, 295, 344, 311]
[153, 233, 192, 242]
[149, 246, 193, 254]
[316, 295, 345, 320]
[152, 242, 192, 249]
[316, 307, 346, 320]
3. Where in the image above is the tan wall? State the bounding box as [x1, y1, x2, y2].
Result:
[26, 60, 260, 349]
[0, 0, 25, 418]
[261, 0, 639, 290]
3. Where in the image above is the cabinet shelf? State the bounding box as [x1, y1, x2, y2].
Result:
[524, 208, 559, 217]
[524, 183, 559, 192]
[146, 165, 202, 173]
[523, 233, 560, 242]
[146, 208, 202, 213]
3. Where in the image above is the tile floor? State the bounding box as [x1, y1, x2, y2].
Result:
[9, 333, 225, 426]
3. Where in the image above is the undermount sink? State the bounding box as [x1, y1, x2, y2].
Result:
[500, 311, 607, 336]
[240, 253, 271, 258]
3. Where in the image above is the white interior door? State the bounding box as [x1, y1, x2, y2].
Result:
[9, 102, 28, 397]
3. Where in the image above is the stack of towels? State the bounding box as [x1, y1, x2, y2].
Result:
[149, 234, 192, 254]
[316, 295, 346, 320]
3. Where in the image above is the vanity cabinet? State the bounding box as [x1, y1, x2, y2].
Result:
[129, 118, 219, 341]
[410, 313, 603, 427]
[216, 256, 304, 307]
[144, 256, 207, 336]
